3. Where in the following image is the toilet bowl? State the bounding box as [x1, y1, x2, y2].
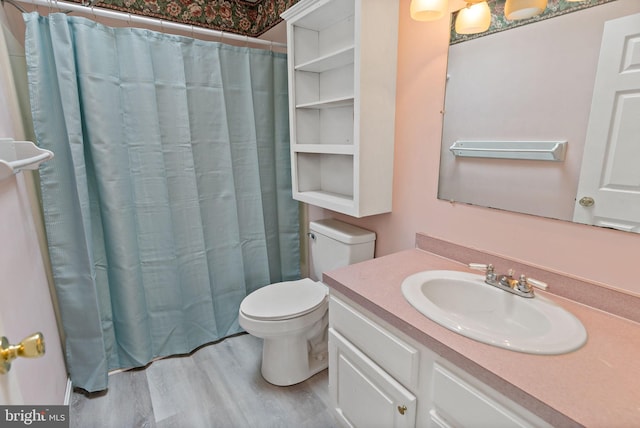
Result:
[238, 219, 376, 386]
[239, 278, 329, 386]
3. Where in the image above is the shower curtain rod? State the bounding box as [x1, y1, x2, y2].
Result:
[5, 0, 287, 49]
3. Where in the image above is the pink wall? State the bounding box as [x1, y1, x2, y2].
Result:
[310, 0, 640, 297]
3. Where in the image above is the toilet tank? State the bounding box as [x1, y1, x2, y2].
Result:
[308, 219, 376, 282]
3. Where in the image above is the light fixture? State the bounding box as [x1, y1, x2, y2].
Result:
[455, 1, 491, 35]
[504, 0, 548, 20]
[410, 0, 448, 21]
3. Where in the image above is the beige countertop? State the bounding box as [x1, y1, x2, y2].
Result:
[323, 248, 640, 428]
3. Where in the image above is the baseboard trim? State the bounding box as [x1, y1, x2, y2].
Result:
[63, 378, 72, 405]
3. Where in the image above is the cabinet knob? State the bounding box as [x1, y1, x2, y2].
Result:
[397, 405, 407, 415]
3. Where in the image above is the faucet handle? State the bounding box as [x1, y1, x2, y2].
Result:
[525, 276, 548, 291]
[517, 274, 549, 292]
[468, 263, 496, 281]
[468, 263, 492, 272]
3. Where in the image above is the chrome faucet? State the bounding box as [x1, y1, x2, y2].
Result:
[469, 263, 548, 298]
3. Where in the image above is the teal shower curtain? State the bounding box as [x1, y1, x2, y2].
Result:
[23, 12, 299, 392]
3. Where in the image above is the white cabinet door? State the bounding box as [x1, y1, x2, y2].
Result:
[574, 12, 640, 232]
[430, 364, 550, 428]
[329, 329, 416, 428]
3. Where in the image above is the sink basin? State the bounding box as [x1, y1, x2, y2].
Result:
[401, 270, 587, 354]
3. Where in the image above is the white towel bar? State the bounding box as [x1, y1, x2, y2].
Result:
[0, 138, 54, 181]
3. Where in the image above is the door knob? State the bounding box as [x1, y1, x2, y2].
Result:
[579, 196, 595, 207]
[0, 332, 45, 374]
[397, 404, 407, 415]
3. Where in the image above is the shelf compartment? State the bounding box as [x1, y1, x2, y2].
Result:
[295, 152, 354, 198]
[287, 0, 355, 61]
[292, 1, 354, 31]
[295, 46, 355, 73]
[292, 19, 354, 68]
[0, 138, 54, 181]
[295, 106, 354, 145]
[294, 63, 354, 107]
[295, 190, 354, 210]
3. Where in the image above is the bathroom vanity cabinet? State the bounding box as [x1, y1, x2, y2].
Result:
[281, 0, 398, 217]
[328, 295, 551, 428]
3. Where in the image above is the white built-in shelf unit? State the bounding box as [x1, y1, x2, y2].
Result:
[282, 0, 398, 217]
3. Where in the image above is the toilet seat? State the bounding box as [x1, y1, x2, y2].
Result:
[240, 278, 327, 321]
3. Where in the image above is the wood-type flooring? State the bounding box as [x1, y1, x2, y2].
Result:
[70, 333, 337, 428]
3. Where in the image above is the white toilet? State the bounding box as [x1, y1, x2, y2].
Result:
[238, 218, 376, 386]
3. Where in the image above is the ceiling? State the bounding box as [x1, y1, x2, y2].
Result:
[68, 0, 299, 37]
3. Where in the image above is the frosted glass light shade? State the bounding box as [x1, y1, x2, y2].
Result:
[410, 0, 448, 21]
[455, 2, 491, 34]
[505, 0, 547, 20]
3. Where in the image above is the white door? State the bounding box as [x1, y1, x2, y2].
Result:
[574, 12, 640, 232]
[0, 10, 68, 405]
[0, 174, 68, 406]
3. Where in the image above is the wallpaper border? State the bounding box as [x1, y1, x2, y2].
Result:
[67, 0, 300, 37]
[451, 0, 618, 44]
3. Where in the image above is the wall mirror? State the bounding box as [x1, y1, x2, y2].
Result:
[438, 0, 640, 233]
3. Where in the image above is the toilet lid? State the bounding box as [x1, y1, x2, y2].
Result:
[240, 278, 328, 321]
